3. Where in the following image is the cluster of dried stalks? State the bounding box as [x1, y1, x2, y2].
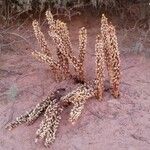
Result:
[6, 11, 121, 147]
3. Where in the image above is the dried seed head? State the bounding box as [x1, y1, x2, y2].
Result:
[55, 19, 72, 54]
[100, 14, 121, 98]
[78, 27, 87, 82]
[100, 14, 109, 55]
[79, 27, 87, 63]
[6, 113, 29, 130]
[95, 35, 105, 100]
[69, 100, 85, 124]
[46, 11, 55, 31]
[32, 20, 51, 57]
[101, 14, 109, 33]
[107, 24, 120, 98]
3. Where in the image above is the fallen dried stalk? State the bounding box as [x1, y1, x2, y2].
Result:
[6, 93, 55, 130]
[6, 84, 95, 146]
[61, 84, 95, 124]
[35, 99, 63, 147]
[6, 89, 65, 130]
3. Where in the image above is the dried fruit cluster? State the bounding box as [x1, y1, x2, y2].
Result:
[6, 11, 121, 147]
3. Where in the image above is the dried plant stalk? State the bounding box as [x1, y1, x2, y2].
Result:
[95, 35, 105, 100]
[101, 14, 120, 98]
[46, 11, 72, 54]
[61, 84, 95, 124]
[101, 14, 111, 71]
[6, 93, 56, 130]
[6, 84, 95, 145]
[46, 12, 72, 79]
[32, 20, 64, 81]
[50, 30, 83, 82]
[69, 100, 86, 124]
[35, 100, 63, 147]
[46, 11, 85, 82]
[78, 27, 87, 82]
[6, 11, 122, 148]
[61, 84, 95, 104]
[107, 24, 120, 98]
[45, 11, 55, 32]
[55, 19, 72, 54]
[26, 95, 56, 125]
[54, 20, 71, 78]
[6, 111, 30, 130]
[67, 53, 84, 82]
[32, 20, 51, 57]
[32, 50, 63, 81]
[56, 49, 70, 79]
[79, 27, 87, 63]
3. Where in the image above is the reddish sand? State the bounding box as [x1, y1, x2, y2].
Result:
[0, 17, 150, 150]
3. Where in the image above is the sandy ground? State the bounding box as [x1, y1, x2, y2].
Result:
[0, 17, 150, 150]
